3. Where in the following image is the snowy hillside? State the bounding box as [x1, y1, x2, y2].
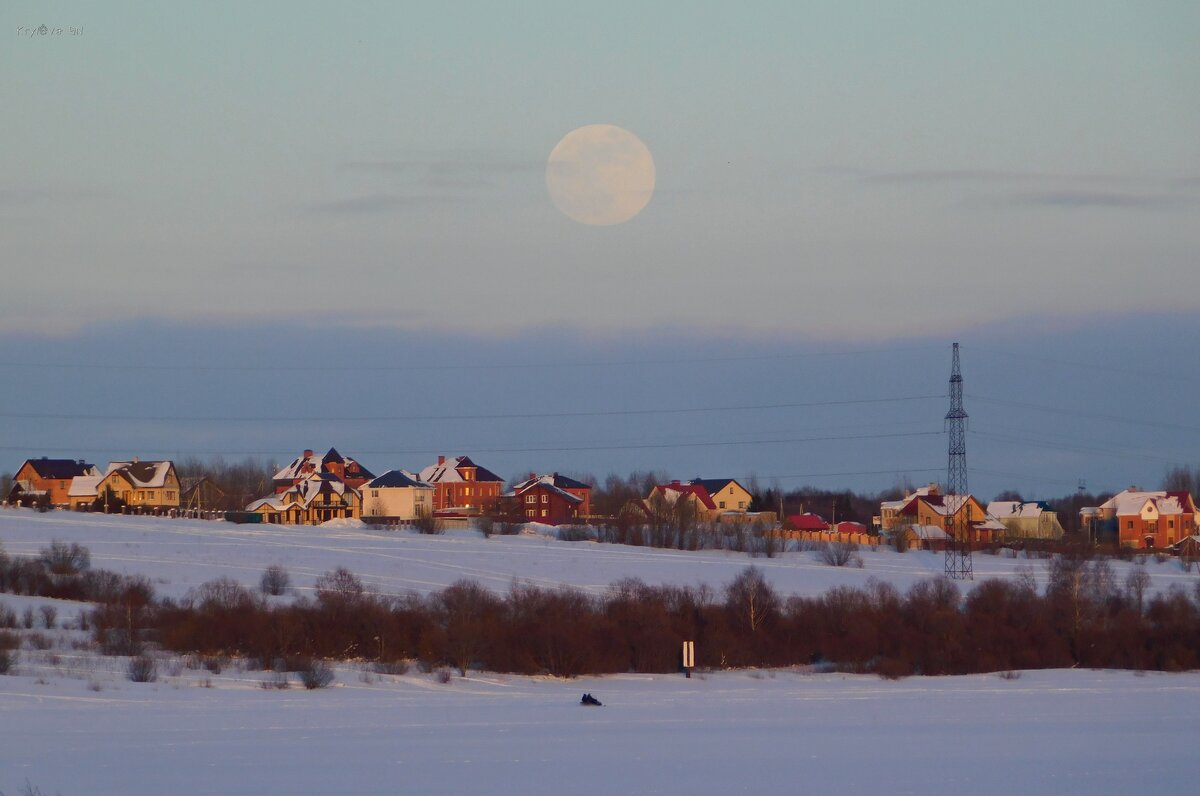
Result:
[1, 508, 1196, 601]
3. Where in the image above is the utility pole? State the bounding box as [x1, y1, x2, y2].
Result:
[945, 343, 972, 580]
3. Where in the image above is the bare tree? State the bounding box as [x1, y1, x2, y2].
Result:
[724, 566, 779, 633]
[1125, 568, 1152, 613]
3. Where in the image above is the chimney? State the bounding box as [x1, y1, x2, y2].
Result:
[304, 450, 313, 459]
[529, 472, 536, 480]
[438, 455, 446, 466]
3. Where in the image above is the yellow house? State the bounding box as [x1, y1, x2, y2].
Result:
[361, 470, 434, 523]
[691, 479, 754, 513]
[93, 460, 181, 510]
[247, 473, 361, 525]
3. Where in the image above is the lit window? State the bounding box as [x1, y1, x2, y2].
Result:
[526, 509, 535, 518]
[526, 495, 536, 504]
[541, 509, 548, 517]
[541, 494, 548, 503]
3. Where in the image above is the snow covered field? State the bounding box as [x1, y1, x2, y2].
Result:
[1, 665, 1198, 795]
[1, 507, 1196, 601]
[3, 508, 1200, 794]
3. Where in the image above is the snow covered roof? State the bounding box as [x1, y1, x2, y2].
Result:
[504, 475, 583, 504]
[651, 483, 717, 511]
[987, 501, 1052, 519]
[1098, 489, 1189, 517]
[68, 475, 104, 498]
[419, 456, 504, 484]
[906, 525, 951, 541]
[106, 460, 174, 489]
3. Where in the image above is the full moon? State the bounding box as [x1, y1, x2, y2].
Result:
[546, 124, 655, 225]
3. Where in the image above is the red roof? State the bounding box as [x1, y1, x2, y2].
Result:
[835, 521, 868, 534]
[653, 482, 716, 511]
[787, 513, 829, 531]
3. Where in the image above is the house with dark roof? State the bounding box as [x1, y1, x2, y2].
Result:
[248, 472, 362, 525]
[418, 455, 504, 516]
[362, 470, 434, 523]
[499, 474, 589, 525]
[273, 448, 374, 493]
[93, 459, 181, 511]
[7, 457, 98, 507]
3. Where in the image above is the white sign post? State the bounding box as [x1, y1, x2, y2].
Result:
[682, 640, 695, 678]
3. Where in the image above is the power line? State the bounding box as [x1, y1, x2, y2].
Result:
[0, 394, 944, 423]
[968, 394, 1200, 435]
[0, 343, 940, 374]
[0, 429, 942, 458]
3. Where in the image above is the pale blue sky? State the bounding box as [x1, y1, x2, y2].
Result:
[3, 3, 1200, 498]
[3, 1, 1197, 335]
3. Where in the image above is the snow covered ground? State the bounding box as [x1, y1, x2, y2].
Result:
[3, 508, 1200, 794]
[1, 664, 1197, 795]
[1, 507, 1196, 601]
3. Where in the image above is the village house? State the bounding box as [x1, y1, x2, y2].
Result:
[247, 472, 361, 524]
[273, 448, 374, 493]
[884, 489, 1006, 544]
[1081, 488, 1198, 548]
[361, 470, 435, 524]
[89, 459, 182, 512]
[690, 478, 753, 513]
[986, 500, 1065, 541]
[418, 455, 504, 516]
[6, 457, 98, 508]
[875, 483, 940, 532]
[498, 474, 590, 525]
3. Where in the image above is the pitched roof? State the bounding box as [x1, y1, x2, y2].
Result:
[787, 513, 829, 531]
[504, 477, 583, 504]
[106, 460, 174, 489]
[273, 449, 373, 483]
[651, 483, 717, 511]
[366, 470, 432, 489]
[1098, 489, 1193, 517]
[22, 458, 96, 480]
[419, 456, 504, 484]
[68, 475, 104, 498]
[690, 478, 744, 496]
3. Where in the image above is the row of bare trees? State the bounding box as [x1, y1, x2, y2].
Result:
[138, 562, 1200, 677]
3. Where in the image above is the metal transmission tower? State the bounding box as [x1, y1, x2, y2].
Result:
[944, 342, 973, 580]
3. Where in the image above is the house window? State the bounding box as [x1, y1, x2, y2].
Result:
[541, 509, 548, 518]
[372, 490, 379, 497]
[525, 495, 536, 504]
[738, 501, 745, 509]
[1127, 520, 1134, 529]
[1168, 520, 1175, 528]
[719, 501, 726, 509]
[526, 509, 535, 518]
[464, 487, 472, 496]
[541, 494, 548, 503]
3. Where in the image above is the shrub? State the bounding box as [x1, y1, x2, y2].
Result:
[39, 605, 57, 629]
[372, 660, 410, 676]
[38, 540, 91, 575]
[556, 525, 592, 542]
[818, 542, 860, 567]
[0, 630, 18, 650]
[0, 648, 14, 674]
[21, 607, 34, 629]
[0, 607, 15, 629]
[998, 670, 1022, 680]
[435, 667, 452, 684]
[128, 655, 158, 683]
[260, 565, 291, 596]
[299, 660, 335, 690]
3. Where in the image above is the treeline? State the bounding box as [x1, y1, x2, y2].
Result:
[175, 456, 280, 511]
[137, 563, 1200, 678]
[3, 540, 1198, 677]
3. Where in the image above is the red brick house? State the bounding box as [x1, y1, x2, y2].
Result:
[7, 458, 98, 507]
[500, 474, 587, 525]
[418, 455, 504, 516]
[1088, 489, 1198, 548]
